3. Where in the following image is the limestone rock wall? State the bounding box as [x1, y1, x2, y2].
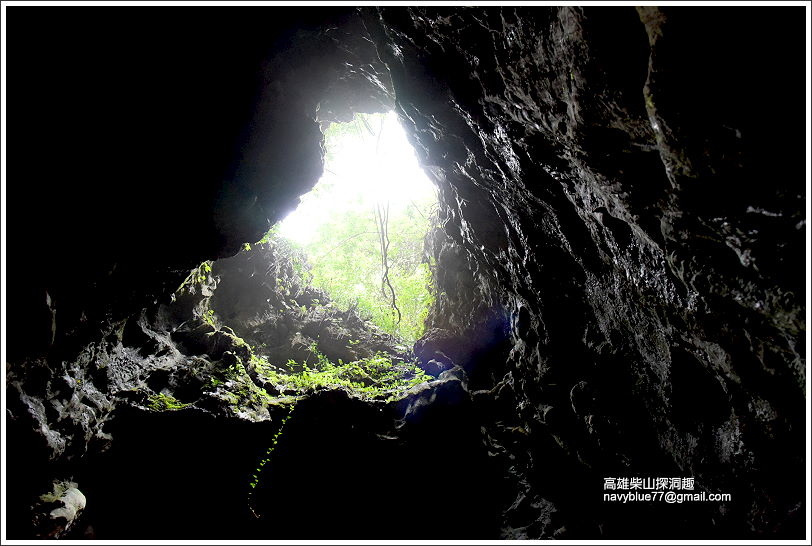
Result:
[362, 6, 806, 538]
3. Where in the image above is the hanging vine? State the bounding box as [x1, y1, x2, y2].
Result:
[375, 201, 401, 325]
[247, 403, 296, 519]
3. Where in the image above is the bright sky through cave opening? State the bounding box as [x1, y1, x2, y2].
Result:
[278, 112, 437, 243]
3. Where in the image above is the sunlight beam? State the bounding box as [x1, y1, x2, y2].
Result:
[278, 112, 436, 244]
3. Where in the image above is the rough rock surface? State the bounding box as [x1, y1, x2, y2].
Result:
[209, 240, 406, 365]
[5, 6, 806, 539]
[6, 239, 438, 538]
[362, 6, 805, 538]
[31, 480, 87, 538]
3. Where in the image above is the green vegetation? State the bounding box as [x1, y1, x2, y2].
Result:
[146, 393, 189, 411]
[260, 112, 438, 344]
[205, 353, 277, 414]
[247, 404, 296, 517]
[299, 195, 434, 343]
[202, 309, 216, 327]
[174, 260, 214, 295]
[197, 261, 213, 283]
[243, 347, 430, 515]
[252, 349, 430, 401]
[39, 481, 78, 504]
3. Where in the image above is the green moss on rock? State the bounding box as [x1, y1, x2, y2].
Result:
[146, 393, 189, 411]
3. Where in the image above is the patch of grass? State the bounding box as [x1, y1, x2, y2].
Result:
[146, 393, 189, 411]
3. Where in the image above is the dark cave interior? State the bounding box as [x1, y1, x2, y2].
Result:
[3, 5, 808, 540]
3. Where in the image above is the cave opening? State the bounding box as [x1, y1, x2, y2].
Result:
[49, 111, 455, 540]
[189, 111, 440, 406]
[277, 110, 438, 345]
